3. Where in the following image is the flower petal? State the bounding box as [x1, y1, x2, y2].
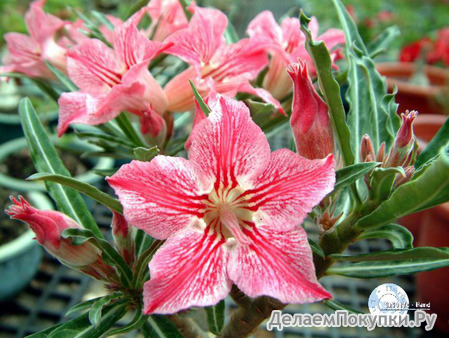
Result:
[228, 226, 331, 304]
[25, 0, 65, 45]
[107, 157, 209, 239]
[245, 149, 335, 231]
[144, 227, 231, 314]
[188, 96, 271, 189]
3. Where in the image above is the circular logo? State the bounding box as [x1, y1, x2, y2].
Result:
[368, 283, 409, 317]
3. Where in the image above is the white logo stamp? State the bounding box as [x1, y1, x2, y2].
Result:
[369, 283, 409, 317]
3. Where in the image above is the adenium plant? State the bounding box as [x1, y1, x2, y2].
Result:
[2, 0, 449, 337]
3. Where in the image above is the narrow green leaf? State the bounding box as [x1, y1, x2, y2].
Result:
[205, 300, 225, 335]
[178, 0, 192, 21]
[415, 117, 449, 168]
[224, 21, 239, 43]
[19, 98, 103, 238]
[89, 294, 121, 326]
[91, 11, 115, 30]
[76, 131, 135, 148]
[93, 168, 119, 177]
[369, 167, 404, 202]
[133, 146, 160, 161]
[106, 310, 147, 336]
[324, 300, 363, 314]
[65, 297, 102, 317]
[115, 113, 146, 147]
[143, 315, 183, 338]
[45, 61, 78, 92]
[367, 25, 400, 58]
[358, 223, 413, 250]
[355, 149, 449, 229]
[31, 79, 60, 102]
[334, 162, 380, 191]
[27, 173, 123, 214]
[189, 80, 210, 116]
[328, 247, 449, 278]
[308, 239, 325, 258]
[300, 12, 354, 166]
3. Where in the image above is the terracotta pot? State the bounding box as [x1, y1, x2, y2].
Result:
[376, 62, 449, 115]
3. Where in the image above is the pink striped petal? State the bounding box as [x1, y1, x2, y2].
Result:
[166, 6, 227, 73]
[228, 226, 331, 304]
[188, 96, 271, 189]
[245, 149, 335, 231]
[67, 39, 123, 95]
[107, 157, 209, 239]
[144, 227, 231, 314]
[247, 11, 282, 45]
[25, 0, 65, 45]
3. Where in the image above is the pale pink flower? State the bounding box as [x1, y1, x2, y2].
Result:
[288, 61, 334, 159]
[247, 11, 345, 99]
[6, 196, 116, 281]
[146, 0, 189, 41]
[1, 0, 67, 78]
[57, 10, 171, 137]
[163, 6, 284, 113]
[108, 95, 334, 314]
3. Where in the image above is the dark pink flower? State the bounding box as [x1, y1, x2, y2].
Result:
[247, 11, 345, 99]
[163, 6, 283, 113]
[108, 95, 334, 314]
[289, 61, 334, 159]
[58, 10, 171, 137]
[1, 0, 67, 78]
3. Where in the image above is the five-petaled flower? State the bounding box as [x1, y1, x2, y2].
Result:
[247, 11, 345, 99]
[108, 95, 335, 314]
[57, 9, 171, 137]
[163, 5, 284, 113]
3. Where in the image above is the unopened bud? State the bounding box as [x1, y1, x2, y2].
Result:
[360, 134, 375, 162]
[385, 111, 418, 167]
[111, 211, 135, 265]
[394, 166, 415, 187]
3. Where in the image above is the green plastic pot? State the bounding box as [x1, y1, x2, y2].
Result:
[0, 137, 114, 192]
[0, 191, 53, 302]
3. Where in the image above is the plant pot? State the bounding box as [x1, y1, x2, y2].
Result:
[0, 191, 53, 302]
[376, 62, 449, 115]
[0, 137, 114, 192]
[398, 114, 448, 243]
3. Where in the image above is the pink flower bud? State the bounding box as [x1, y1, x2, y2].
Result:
[396, 110, 417, 148]
[111, 212, 135, 265]
[288, 61, 334, 159]
[6, 196, 112, 278]
[385, 111, 418, 167]
[360, 134, 375, 162]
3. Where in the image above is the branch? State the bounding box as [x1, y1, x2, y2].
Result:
[167, 314, 208, 338]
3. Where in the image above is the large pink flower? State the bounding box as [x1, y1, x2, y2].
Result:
[163, 6, 283, 113]
[0, 0, 67, 79]
[108, 95, 335, 314]
[247, 11, 345, 99]
[57, 10, 170, 137]
[146, 0, 189, 41]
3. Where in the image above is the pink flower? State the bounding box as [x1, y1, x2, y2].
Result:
[6, 196, 116, 281]
[1, 0, 67, 79]
[163, 6, 283, 113]
[108, 95, 334, 314]
[58, 10, 171, 137]
[146, 0, 189, 41]
[247, 11, 345, 99]
[288, 61, 334, 159]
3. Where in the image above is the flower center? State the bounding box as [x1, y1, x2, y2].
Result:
[203, 185, 253, 240]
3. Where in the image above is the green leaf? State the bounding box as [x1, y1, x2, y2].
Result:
[93, 168, 119, 177]
[415, 117, 449, 168]
[106, 310, 147, 336]
[19, 98, 103, 238]
[143, 315, 183, 338]
[334, 162, 380, 191]
[224, 21, 239, 44]
[89, 294, 121, 326]
[65, 297, 102, 317]
[300, 12, 354, 166]
[331, 0, 400, 162]
[367, 25, 400, 58]
[45, 61, 78, 92]
[369, 167, 404, 202]
[358, 223, 413, 250]
[91, 11, 115, 30]
[309, 239, 325, 258]
[355, 149, 449, 229]
[76, 131, 135, 148]
[62, 228, 133, 288]
[205, 300, 225, 335]
[178, 0, 193, 21]
[189, 80, 210, 116]
[134, 146, 160, 161]
[328, 247, 449, 278]
[324, 300, 363, 314]
[27, 173, 123, 214]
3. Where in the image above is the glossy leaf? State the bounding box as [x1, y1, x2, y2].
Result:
[142, 315, 183, 338]
[27, 173, 123, 214]
[89, 293, 122, 326]
[205, 300, 225, 335]
[65, 297, 102, 317]
[189, 80, 210, 116]
[300, 12, 354, 166]
[334, 162, 380, 191]
[358, 223, 413, 249]
[355, 150, 449, 229]
[106, 310, 147, 336]
[19, 98, 103, 238]
[328, 247, 449, 278]
[415, 117, 449, 168]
